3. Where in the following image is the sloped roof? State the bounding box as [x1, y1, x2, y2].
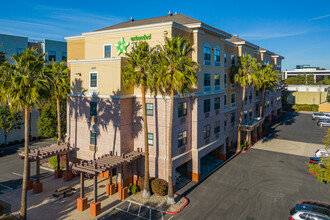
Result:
[95, 14, 201, 32]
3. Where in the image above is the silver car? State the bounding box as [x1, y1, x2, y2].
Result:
[317, 120, 330, 127]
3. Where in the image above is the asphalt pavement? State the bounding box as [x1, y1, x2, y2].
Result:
[0, 139, 55, 194]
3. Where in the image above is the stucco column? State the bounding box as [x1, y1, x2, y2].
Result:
[191, 149, 200, 182]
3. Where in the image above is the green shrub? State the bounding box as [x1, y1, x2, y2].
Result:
[48, 156, 65, 170]
[293, 104, 319, 112]
[151, 178, 168, 196]
[138, 177, 155, 192]
[129, 183, 140, 195]
[0, 203, 4, 213]
[14, 140, 20, 144]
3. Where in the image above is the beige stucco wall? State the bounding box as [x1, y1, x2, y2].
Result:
[67, 39, 85, 60]
[289, 92, 327, 105]
[319, 103, 330, 113]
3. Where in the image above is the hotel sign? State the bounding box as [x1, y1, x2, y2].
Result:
[130, 34, 152, 41]
[116, 34, 152, 55]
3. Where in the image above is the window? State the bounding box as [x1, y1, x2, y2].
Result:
[214, 121, 220, 134]
[214, 48, 220, 66]
[178, 131, 187, 147]
[62, 52, 67, 61]
[231, 112, 235, 125]
[203, 124, 210, 139]
[244, 110, 248, 121]
[178, 102, 187, 118]
[90, 102, 97, 117]
[271, 100, 273, 106]
[48, 51, 56, 61]
[224, 116, 227, 131]
[224, 74, 227, 89]
[249, 91, 252, 103]
[255, 104, 259, 115]
[224, 52, 227, 68]
[231, 93, 235, 107]
[255, 90, 259, 100]
[17, 48, 24, 56]
[104, 45, 112, 58]
[224, 94, 227, 109]
[249, 108, 252, 119]
[147, 133, 153, 146]
[204, 46, 211, 65]
[204, 99, 210, 113]
[90, 73, 97, 88]
[214, 97, 220, 110]
[204, 73, 211, 92]
[90, 131, 97, 146]
[231, 81, 235, 89]
[146, 103, 153, 116]
[214, 73, 220, 91]
[231, 54, 236, 66]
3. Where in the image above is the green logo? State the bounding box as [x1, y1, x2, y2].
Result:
[115, 37, 130, 55]
[130, 34, 151, 41]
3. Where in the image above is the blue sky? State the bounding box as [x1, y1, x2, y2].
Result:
[1, 0, 329, 70]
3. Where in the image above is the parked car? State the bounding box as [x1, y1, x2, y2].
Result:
[315, 149, 329, 158]
[175, 171, 181, 183]
[309, 157, 322, 165]
[317, 120, 330, 127]
[312, 113, 330, 121]
[290, 201, 330, 220]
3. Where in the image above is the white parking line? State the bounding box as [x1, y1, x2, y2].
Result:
[138, 205, 141, 216]
[115, 207, 149, 220]
[0, 183, 13, 190]
[150, 209, 152, 220]
[12, 172, 36, 180]
[127, 202, 131, 212]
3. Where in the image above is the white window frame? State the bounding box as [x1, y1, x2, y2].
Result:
[103, 44, 112, 58]
[203, 43, 211, 66]
[230, 92, 236, 107]
[224, 73, 227, 89]
[231, 54, 236, 66]
[203, 72, 211, 92]
[214, 73, 220, 91]
[224, 52, 227, 68]
[89, 72, 98, 94]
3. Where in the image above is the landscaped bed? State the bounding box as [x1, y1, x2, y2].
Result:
[129, 192, 187, 213]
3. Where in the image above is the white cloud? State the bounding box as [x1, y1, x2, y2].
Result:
[240, 30, 307, 40]
[311, 14, 330, 21]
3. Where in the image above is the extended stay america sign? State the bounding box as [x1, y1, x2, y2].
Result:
[115, 34, 152, 55]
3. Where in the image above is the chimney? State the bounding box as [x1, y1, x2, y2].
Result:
[129, 17, 134, 22]
[168, 11, 172, 16]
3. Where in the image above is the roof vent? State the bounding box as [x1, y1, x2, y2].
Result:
[168, 11, 172, 16]
[129, 17, 134, 22]
[174, 12, 178, 15]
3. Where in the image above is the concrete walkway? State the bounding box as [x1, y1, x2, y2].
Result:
[0, 174, 123, 220]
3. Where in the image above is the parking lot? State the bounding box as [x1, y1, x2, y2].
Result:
[174, 112, 330, 220]
[99, 201, 173, 220]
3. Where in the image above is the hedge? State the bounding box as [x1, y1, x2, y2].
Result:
[151, 178, 168, 196]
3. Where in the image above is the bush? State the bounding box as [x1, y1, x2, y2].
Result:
[48, 156, 65, 170]
[128, 183, 140, 195]
[151, 178, 168, 196]
[138, 177, 155, 192]
[293, 104, 319, 112]
[0, 203, 4, 213]
[14, 140, 20, 144]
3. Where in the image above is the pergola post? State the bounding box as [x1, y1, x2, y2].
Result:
[27, 158, 33, 190]
[77, 172, 87, 212]
[55, 154, 63, 178]
[63, 151, 72, 181]
[121, 163, 128, 200]
[106, 168, 115, 196]
[90, 168, 101, 217]
[33, 150, 43, 194]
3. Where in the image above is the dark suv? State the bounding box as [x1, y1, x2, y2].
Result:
[290, 201, 330, 220]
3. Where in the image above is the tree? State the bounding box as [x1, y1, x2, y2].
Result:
[295, 73, 305, 85]
[284, 77, 296, 85]
[233, 54, 260, 151]
[122, 41, 155, 198]
[0, 52, 6, 65]
[1, 48, 48, 220]
[0, 105, 23, 146]
[38, 98, 67, 139]
[307, 73, 315, 85]
[45, 62, 70, 142]
[157, 36, 199, 204]
[308, 129, 330, 183]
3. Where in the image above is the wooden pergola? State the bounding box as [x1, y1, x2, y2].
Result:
[72, 150, 144, 217]
[18, 142, 74, 194]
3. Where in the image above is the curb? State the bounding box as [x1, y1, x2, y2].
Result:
[308, 170, 318, 176]
[167, 193, 189, 215]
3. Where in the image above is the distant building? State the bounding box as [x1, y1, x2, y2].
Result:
[284, 65, 330, 82]
[0, 34, 67, 145]
[286, 85, 329, 105]
[0, 34, 67, 64]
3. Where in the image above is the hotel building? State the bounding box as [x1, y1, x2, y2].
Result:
[65, 13, 283, 189]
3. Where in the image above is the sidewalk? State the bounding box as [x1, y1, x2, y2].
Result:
[0, 174, 123, 220]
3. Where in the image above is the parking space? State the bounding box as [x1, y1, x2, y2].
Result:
[100, 201, 173, 220]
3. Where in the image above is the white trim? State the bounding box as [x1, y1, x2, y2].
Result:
[64, 35, 85, 41]
[103, 44, 112, 58]
[68, 57, 123, 64]
[193, 29, 205, 34]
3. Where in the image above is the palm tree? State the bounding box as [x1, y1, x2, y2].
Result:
[157, 36, 199, 204]
[122, 41, 155, 198]
[2, 48, 48, 220]
[45, 62, 70, 142]
[233, 54, 260, 151]
[255, 64, 280, 117]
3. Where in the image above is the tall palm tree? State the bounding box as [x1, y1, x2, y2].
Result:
[157, 36, 199, 204]
[45, 62, 70, 142]
[2, 48, 48, 220]
[255, 64, 280, 117]
[122, 41, 155, 198]
[233, 54, 260, 151]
